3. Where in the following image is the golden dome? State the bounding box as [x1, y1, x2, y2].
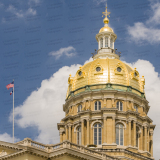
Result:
[99, 26, 113, 33]
[67, 58, 145, 99]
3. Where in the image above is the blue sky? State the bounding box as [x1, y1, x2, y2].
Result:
[0, 0, 160, 159]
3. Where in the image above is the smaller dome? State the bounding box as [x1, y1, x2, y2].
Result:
[103, 17, 109, 24]
[99, 26, 113, 33]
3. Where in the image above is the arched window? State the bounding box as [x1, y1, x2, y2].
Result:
[116, 101, 123, 111]
[78, 105, 82, 112]
[105, 37, 108, 47]
[110, 38, 113, 48]
[94, 123, 102, 145]
[116, 124, 123, 145]
[100, 38, 103, 48]
[134, 105, 138, 112]
[77, 127, 81, 145]
[95, 101, 101, 110]
[136, 127, 139, 147]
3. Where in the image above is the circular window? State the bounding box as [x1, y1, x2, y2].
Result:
[117, 67, 121, 72]
[78, 71, 82, 76]
[96, 67, 101, 72]
[134, 72, 137, 77]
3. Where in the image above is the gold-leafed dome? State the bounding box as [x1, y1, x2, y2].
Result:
[99, 26, 113, 33]
[67, 58, 145, 99]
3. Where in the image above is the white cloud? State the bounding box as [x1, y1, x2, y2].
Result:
[6, 5, 36, 18]
[0, 133, 20, 143]
[127, 2, 160, 44]
[10, 63, 83, 144]
[125, 59, 160, 159]
[49, 46, 76, 60]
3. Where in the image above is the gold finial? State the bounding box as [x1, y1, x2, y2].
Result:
[102, 4, 110, 24]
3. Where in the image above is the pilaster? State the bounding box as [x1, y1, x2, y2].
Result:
[133, 121, 136, 147]
[128, 120, 131, 146]
[87, 119, 90, 145]
[81, 119, 84, 145]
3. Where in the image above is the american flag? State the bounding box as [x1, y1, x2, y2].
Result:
[10, 90, 13, 95]
[6, 81, 14, 90]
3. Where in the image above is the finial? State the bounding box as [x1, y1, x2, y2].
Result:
[102, 4, 110, 25]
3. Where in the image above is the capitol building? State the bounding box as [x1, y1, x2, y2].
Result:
[0, 6, 155, 160]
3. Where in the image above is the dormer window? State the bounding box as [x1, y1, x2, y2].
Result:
[134, 106, 138, 112]
[78, 105, 82, 112]
[105, 37, 108, 47]
[100, 38, 103, 48]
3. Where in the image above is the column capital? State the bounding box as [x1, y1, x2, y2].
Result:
[86, 118, 90, 122]
[80, 119, 84, 123]
[150, 131, 154, 136]
[133, 120, 137, 124]
[68, 124, 72, 127]
[103, 116, 107, 120]
[112, 116, 116, 120]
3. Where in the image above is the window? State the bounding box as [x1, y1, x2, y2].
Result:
[100, 38, 103, 48]
[77, 127, 81, 145]
[116, 101, 123, 111]
[105, 37, 108, 47]
[78, 71, 82, 76]
[96, 67, 101, 72]
[134, 106, 138, 112]
[110, 38, 113, 48]
[134, 72, 137, 77]
[136, 127, 139, 147]
[116, 124, 123, 145]
[94, 123, 102, 145]
[95, 101, 101, 110]
[78, 105, 82, 112]
[117, 67, 121, 72]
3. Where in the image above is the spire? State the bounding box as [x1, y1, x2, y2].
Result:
[102, 4, 110, 25]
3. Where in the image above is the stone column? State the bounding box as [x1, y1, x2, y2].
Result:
[133, 121, 136, 147]
[140, 127, 143, 151]
[98, 39, 100, 49]
[147, 129, 150, 152]
[150, 131, 153, 157]
[103, 117, 107, 144]
[112, 99, 115, 108]
[103, 36, 105, 48]
[60, 132, 63, 143]
[112, 116, 116, 144]
[104, 98, 106, 108]
[128, 120, 131, 146]
[87, 119, 90, 145]
[144, 126, 147, 151]
[108, 37, 110, 48]
[81, 119, 84, 145]
[65, 126, 68, 140]
[69, 125, 72, 142]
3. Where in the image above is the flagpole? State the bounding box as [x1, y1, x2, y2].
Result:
[13, 79, 14, 143]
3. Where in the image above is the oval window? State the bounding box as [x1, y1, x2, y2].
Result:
[117, 67, 121, 72]
[78, 71, 82, 76]
[96, 67, 101, 72]
[134, 72, 137, 77]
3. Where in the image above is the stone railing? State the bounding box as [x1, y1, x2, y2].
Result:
[16, 138, 63, 152]
[16, 138, 119, 159]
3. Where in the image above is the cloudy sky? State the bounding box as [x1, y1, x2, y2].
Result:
[0, 0, 160, 159]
